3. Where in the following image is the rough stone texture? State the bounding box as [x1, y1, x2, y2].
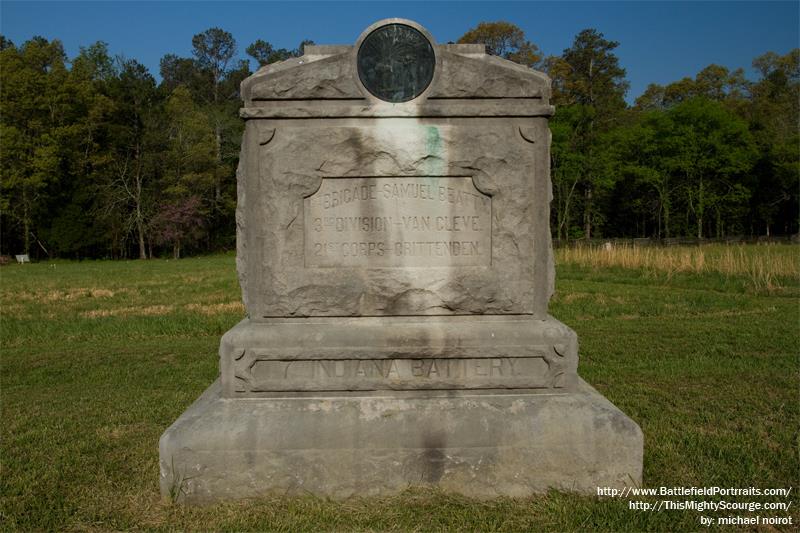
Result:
[240, 46, 550, 103]
[219, 316, 578, 396]
[237, 33, 555, 319]
[247, 53, 363, 101]
[160, 18, 643, 503]
[159, 378, 643, 502]
[428, 51, 550, 99]
[239, 119, 553, 318]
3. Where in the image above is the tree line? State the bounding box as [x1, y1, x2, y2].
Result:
[459, 22, 798, 241]
[0, 29, 313, 259]
[0, 24, 797, 259]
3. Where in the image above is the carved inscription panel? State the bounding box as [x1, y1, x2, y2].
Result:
[245, 357, 551, 391]
[304, 177, 491, 268]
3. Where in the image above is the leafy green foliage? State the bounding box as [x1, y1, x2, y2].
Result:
[604, 99, 758, 238]
[747, 50, 800, 236]
[0, 26, 797, 257]
[0, 36, 86, 256]
[245, 38, 315, 67]
[543, 29, 629, 239]
[665, 98, 757, 237]
[540, 30, 797, 240]
[1, 28, 263, 259]
[457, 21, 542, 68]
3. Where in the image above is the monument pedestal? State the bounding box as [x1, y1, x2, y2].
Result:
[159, 376, 642, 502]
[160, 316, 642, 502]
[158, 20, 644, 503]
[217, 316, 581, 396]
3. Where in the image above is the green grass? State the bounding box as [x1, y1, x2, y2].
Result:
[2, 249, 798, 532]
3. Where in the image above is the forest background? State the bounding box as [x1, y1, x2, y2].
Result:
[1, 21, 797, 259]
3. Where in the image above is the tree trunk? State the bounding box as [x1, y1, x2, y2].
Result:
[134, 142, 147, 259]
[136, 214, 146, 259]
[584, 185, 593, 239]
[215, 126, 222, 206]
[686, 207, 690, 235]
[557, 173, 579, 242]
[22, 187, 30, 255]
[558, 192, 570, 241]
[663, 193, 670, 239]
[173, 240, 181, 259]
[657, 202, 662, 239]
[697, 176, 704, 239]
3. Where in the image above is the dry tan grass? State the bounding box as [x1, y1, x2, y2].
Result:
[79, 302, 244, 318]
[557, 244, 799, 292]
[179, 275, 208, 283]
[612, 306, 777, 321]
[12, 287, 120, 303]
[81, 305, 174, 318]
[560, 292, 592, 303]
[89, 288, 115, 298]
[2, 304, 27, 316]
[184, 302, 244, 315]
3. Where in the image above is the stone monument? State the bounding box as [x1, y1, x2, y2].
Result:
[159, 19, 642, 503]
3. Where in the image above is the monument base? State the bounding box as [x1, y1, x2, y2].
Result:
[159, 379, 642, 503]
[218, 316, 582, 395]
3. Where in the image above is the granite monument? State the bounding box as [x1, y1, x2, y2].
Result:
[159, 19, 643, 503]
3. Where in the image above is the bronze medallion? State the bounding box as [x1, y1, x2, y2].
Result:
[357, 23, 435, 103]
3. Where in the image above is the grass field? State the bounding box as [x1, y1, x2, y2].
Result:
[2, 245, 798, 532]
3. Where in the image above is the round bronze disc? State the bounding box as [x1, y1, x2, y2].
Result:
[357, 23, 435, 103]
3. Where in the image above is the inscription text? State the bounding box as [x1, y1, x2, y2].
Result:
[304, 177, 491, 268]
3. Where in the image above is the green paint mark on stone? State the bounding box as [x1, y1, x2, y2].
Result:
[425, 126, 444, 177]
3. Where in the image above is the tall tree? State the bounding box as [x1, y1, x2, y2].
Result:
[192, 27, 236, 104]
[246, 38, 315, 67]
[747, 49, 800, 235]
[547, 29, 628, 239]
[0, 37, 71, 256]
[190, 27, 236, 212]
[155, 28, 249, 252]
[458, 21, 542, 68]
[159, 53, 208, 98]
[99, 59, 161, 258]
[192, 28, 241, 236]
[635, 65, 750, 112]
[246, 39, 278, 67]
[666, 98, 756, 238]
[606, 112, 679, 237]
[46, 41, 116, 257]
[549, 105, 587, 240]
[634, 83, 667, 111]
[0, 35, 14, 51]
[155, 86, 215, 258]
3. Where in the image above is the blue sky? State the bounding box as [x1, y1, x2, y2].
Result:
[2, 1, 798, 103]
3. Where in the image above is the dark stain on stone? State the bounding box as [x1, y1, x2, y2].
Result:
[421, 430, 446, 483]
[244, 450, 256, 469]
